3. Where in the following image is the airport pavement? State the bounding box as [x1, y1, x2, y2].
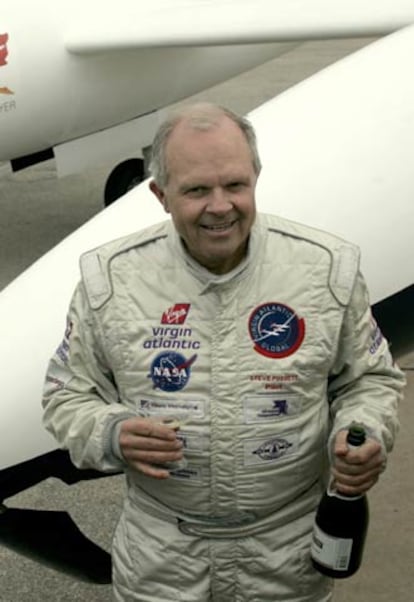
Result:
[1, 39, 413, 601]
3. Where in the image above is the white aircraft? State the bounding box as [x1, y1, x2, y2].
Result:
[1, 0, 414, 203]
[1, 0, 413, 584]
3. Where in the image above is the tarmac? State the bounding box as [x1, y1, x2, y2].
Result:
[0, 39, 413, 601]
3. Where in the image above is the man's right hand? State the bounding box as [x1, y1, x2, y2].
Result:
[119, 417, 184, 479]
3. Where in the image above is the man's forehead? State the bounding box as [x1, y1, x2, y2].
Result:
[167, 121, 250, 164]
[179, 163, 252, 184]
[169, 146, 254, 181]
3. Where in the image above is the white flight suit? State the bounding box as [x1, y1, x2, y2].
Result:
[43, 213, 405, 601]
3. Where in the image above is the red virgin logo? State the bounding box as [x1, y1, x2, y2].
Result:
[161, 304, 191, 325]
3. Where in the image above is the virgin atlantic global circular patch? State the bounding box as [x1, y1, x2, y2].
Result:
[249, 303, 305, 359]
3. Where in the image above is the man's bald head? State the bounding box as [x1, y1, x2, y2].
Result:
[149, 103, 261, 188]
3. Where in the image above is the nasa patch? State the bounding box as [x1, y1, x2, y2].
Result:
[249, 303, 305, 359]
[148, 351, 197, 392]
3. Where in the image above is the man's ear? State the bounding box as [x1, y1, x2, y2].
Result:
[149, 180, 169, 213]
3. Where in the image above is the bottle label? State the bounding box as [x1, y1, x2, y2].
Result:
[311, 523, 353, 571]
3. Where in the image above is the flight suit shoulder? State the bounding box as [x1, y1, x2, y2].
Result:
[79, 220, 169, 309]
[260, 213, 361, 306]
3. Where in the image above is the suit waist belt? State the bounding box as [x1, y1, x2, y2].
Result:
[128, 481, 320, 539]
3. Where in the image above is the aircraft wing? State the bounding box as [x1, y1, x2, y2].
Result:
[65, 0, 414, 54]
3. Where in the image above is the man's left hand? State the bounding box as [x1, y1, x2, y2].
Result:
[332, 430, 384, 495]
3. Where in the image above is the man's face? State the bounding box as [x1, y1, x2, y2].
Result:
[150, 117, 258, 275]
[0, 33, 9, 67]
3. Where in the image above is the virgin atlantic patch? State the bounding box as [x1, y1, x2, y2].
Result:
[249, 303, 305, 359]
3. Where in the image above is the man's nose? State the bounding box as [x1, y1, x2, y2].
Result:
[206, 188, 232, 213]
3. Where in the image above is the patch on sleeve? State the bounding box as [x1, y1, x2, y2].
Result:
[44, 362, 72, 395]
[55, 317, 73, 364]
[369, 316, 385, 355]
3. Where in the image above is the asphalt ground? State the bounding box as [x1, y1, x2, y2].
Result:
[1, 39, 413, 601]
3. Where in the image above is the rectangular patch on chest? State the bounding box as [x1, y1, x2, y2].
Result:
[137, 397, 206, 422]
[243, 432, 299, 466]
[169, 465, 205, 484]
[243, 394, 301, 423]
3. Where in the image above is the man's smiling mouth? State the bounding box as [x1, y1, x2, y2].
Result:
[201, 220, 236, 232]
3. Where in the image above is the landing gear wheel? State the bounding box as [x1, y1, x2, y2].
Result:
[104, 158, 145, 206]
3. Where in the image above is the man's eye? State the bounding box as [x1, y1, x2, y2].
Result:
[187, 187, 207, 197]
[226, 182, 244, 191]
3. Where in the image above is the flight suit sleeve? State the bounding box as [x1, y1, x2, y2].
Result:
[42, 282, 135, 472]
[327, 271, 406, 455]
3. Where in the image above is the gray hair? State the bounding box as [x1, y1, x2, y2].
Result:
[149, 103, 262, 188]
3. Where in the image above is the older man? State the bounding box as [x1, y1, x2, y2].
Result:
[43, 103, 405, 601]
